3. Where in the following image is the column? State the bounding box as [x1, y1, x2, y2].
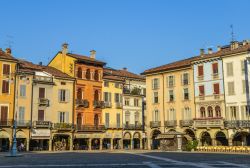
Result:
[212, 138, 217, 146]
[228, 138, 233, 146]
[242, 135, 247, 146]
[120, 139, 123, 149]
[100, 139, 103, 150]
[140, 139, 143, 149]
[148, 139, 152, 150]
[131, 139, 133, 149]
[88, 138, 92, 150]
[110, 138, 113, 150]
[9, 138, 13, 151]
[26, 139, 30, 151]
[196, 138, 201, 146]
[49, 138, 52, 151]
[69, 136, 73, 151]
[177, 135, 182, 151]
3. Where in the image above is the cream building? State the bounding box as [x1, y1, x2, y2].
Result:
[142, 57, 197, 150]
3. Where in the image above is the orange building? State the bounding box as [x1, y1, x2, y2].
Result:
[48, 44, 106, 150]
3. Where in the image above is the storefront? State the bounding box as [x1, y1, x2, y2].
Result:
[16, 130, 28, 151]
[0, 131, 10, 152]
[30, 129, 50, 151]
[123, 132, 131, 149]
[74, 134, 90, 150]
[52, 134, 70, 151]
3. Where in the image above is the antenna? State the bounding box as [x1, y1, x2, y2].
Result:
[4, 35, 14, 48]
[230, 24, 235, 42]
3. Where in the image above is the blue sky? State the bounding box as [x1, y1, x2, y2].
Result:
[1, 0, 250, 74]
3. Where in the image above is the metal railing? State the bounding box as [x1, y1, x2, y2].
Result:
[150, 121, 161, 128]
[105, 124, 122, 129]
[123, 123, 143, 130]
[53, 123, 73, 130]
[224, 120, 250, 128]
[75, 99, 89, 108]
[16, 120, 31, 127]
[0, 120, 13, 127]
[38, 98, 50, 106]
[180, 120, 193, 127]
[164, 120, 177, 127]
[115, 102, 123, 109]
[33, 75, 53, 83]
[93, 100, 105, 108]
[76, 125, 106, 131]
[104, 101, 112, 108]
[194, 118, 223, 128]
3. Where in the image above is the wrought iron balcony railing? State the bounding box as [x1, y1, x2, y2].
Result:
[180, 120, 193, 127]
[123, 123, 143, 130]
[75, 99, 89, 108]
[76, 125, 106, 131]
[93, 100, 105, 108]
[194, 118, 223, 128]
[0, 120, 13, 127]
[104, 101, 112, 108]
[164, 120, 177, 127]
[224, 120, 250, 128]
[150, 121, 161, 128]
[115, 102, 123, 109]
[53, 123, 73, 130]
[16, 120, 31, 127]
[38, 98, 50, 107]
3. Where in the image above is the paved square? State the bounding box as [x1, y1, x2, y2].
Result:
[0, 151, 250, 168]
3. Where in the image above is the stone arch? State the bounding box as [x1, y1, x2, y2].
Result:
[0, 130, 10, 139]
[232, 131, 250, 146]
[133, 132, 141, 139]
[215, 131, 228, 146]
[151, 129, 161, 150]
[16, 130, 27, 139]
[200, 131, 212, 146]
[184, 128, 196, 140]
[123, 132, 132, 140]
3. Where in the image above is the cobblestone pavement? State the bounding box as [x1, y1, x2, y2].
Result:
[0, 151, 250, 168]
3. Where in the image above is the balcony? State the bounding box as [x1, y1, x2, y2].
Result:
[199, 95, 205, 100]
[53, 123, 73, 130]
[224, 120, 250, 128]
[104, 101, 112, 108]
[164, 120, 177, 127]
[75, 99, 89, 108]
[123, 87, 143, 96]
[33, 75, 53, 83]
[150, 121, 161, 128]
[213, 94, 220, 99]
[180, 120, 193, 127]
[105, 124, 122, 129]
[197, 75, 204, 81]
[33, 121, 52, 128]
[0, 120, 12, 127]
[123, 123, 143, 130]
[76, 125, 106, 132]
[212, 73, 219, 79]
[115, 102, 123, 109]
[38, 98, 50, 107]
[93, 100, 105, 109]
[16, 120, 31, 127]
[194, 118, 224, 128]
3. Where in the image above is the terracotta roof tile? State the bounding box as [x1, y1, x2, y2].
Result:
[66, 53, 106, 65]
[104, 68, 145, 80]
[0, 49, 18, 62]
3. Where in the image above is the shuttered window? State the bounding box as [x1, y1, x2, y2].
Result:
[20, 85, 26, 97]
[3, 64, 10, 75]
[58, 112, 69, 123]
[0, 106, 8, 122]
[168, 76, 175, 87]
[198, 65, 204, 76]
[39, 88, 45, 98]
[213, 83, 220, 94]
[58, 89, 69, 102]
[18, 107, 25, 121]
[182, 73, 189, 85]
[105, 113, 109, 127]
[152, 78, 159, 89]
[212, 63, 218, 74]
[38, 110, 44, 121]
[226, 62, 234, 76]
[116, 113, 120, 128]
[228, 82, 235, 95]
[169, 90, 174, 101]
[2, 80, 9, 93]
[183, 88, 189, 100]
[199, 85, 205, 96]
[153, 92, 158, 103]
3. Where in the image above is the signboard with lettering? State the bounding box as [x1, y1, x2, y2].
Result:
[31, 129, 50, 138]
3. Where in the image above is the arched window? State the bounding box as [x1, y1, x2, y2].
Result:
[94, 90, 99, 101]
[94, 70, 99, 81]
[215, 106, 221, 117]
[77, 67, 82, 78]
[208, 106, 213, 117]
[135, 111, 139, 125]
[86, 69, 91, 80]
[200, 107, 205, 118]
[77, 88, 82, 99]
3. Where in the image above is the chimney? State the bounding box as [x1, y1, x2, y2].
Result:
[208, 48, 213, 54]
[217, 46, 221, 51]
[230, 41, 239, 50]
[243, 40, 249, 46]
[62, 43, 68, 54]
[123, 67, 127, 71]
[39, 62, 43, 66]
[5, 48, 11, 54]
[200, 49, 205, 56]
[90, 50, 96, 59]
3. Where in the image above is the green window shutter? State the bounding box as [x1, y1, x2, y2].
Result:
[66, 90, 70, 102]
[58, 90, 61, 102]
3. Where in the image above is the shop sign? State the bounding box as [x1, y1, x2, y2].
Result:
[31, 129, 50, 137]
[114, 132, 122, 138]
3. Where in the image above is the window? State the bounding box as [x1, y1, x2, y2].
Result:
[2, 80, 9, 93]
[199, 85, 204, 96]
[134, 98, 139, 107]
[183, 107, 191, 120]
[125, 99, 130, 106]
[104, 81, 109, 87]
[105, 113, 109, 127]
[3, 64, 10, 75]
[226, 62, 234, 76]
[228, 82, 235, 95]
[153, 92, 158, 103]
[215, 106, 221, 117]
[77, 67, 82, 78]
[169, 90, 174, 101]
[154, 110, 159, 121]
[39, 88, 45, 98]
[104, 92, 111, 102]
[242, 80, 246, 94]
[183, 88, 189, 100]
[125, 111, 130, 125]
[241, 60, 245, 75]
[230, 106, 237, 120]
[212, 62, 218, 74]
[200, 107, 205, 118]
[115, 93, 120, 103]
[20, 85, 26, 97]
[182, 73, 189, 85]
[86, 69, 91, 80]
[77, 88, 83, 99]
[94, 70, 99, 81]
[38, 110, 44, 121]
[168, 108, 176, 120]
[115, 83, 119, 88]
[135, 112, 139, 125]
[207, 106, 213, 117]
[58, 112, 68, 123]
[59, 89, 69, 102]
[152, 78, 159, 89]
[168, 75, 174, 87]
[18, 107, 25, 122]
[198, 65, 204, 76]
[213, 83, 220, 94]
[116, 113, 120, 128]
[94, 90, 99, 101]
[0, 106, 8, 122]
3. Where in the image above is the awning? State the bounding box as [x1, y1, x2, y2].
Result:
[183, 135, 192, 141]
[16, 131, 27, 139]
[0, 131, 10, 139]
[31, 136, 50, 140]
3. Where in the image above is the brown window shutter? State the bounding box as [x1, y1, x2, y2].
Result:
[198, 65, 204, 76]
[39, 88, 45, 98]
[2, 80, 9, 93]
[0, 106, 8, 121]
[212, 63, 218, 74]
[3, 64, 10, 75]
[199, 85, 204, 95]
[214, 83, 220, 94]
[38, 110, 44, 121]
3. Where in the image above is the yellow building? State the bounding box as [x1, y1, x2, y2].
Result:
[0, 48, 18, 151]
[102, 69, 124, 149]
[142, 57, 197, 150]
